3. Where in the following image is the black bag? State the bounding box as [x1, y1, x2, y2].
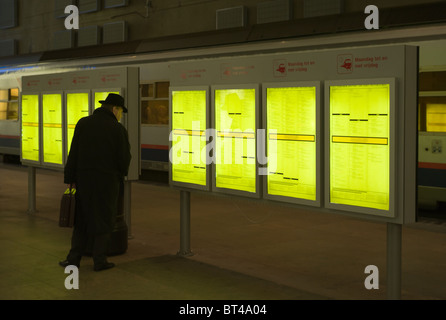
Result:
[59, 185, 76, 228]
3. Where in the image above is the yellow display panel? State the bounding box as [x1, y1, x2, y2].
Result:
[329, 84, 390, 211]
[215, 88, 256, 193]
[266, 87, 317, 201]
[171, 90, 207, 186]
[94, 91, 120, 110]
[21, 94, 40, 162]
[66, 93, 89, 154]
[426, 103, 446, 132]
[42, 94, 63, 165]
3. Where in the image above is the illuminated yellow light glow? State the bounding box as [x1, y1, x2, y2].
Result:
[418, 104, 420, 131]
[0, 89, 7, 100]
[266, 87, 317, 201]
[42, 94, 63, 165]
[332, 136, 388, 145]
[10, 88, 18, 97]
[21, 94, 40, 162]
[94, 91, 119, 110]
[269, 133, 315, 142]
[67, 93, 89, 154]
[22, 122, 39, 127]
[171, 90, 207, 186]
[173, 129, 205, 136]
[426, 103, 446, 132]
[214, 89, 257, 193]
[217, 132, 255, 139]
[329, 84, 390, 211]
[43, 123, 62, 128]
[215, 88, 256, 193]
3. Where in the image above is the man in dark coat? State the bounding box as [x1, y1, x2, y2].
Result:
[59, 93, 131, 271]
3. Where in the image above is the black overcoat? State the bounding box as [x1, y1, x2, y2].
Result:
[64, 107, 131, 235]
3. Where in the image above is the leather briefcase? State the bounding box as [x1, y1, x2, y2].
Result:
[59, 186, 76, 228]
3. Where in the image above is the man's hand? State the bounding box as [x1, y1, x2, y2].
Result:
[68, 183, 76, 189]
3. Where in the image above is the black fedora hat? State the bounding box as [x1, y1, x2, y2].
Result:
[99, 93, 128, 113]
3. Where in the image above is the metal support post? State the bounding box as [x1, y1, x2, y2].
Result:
[178, 190, 193, 256]
[124, 180, 133, 239]
[27, 166, 36, 214]
[387, 222, 402, 300]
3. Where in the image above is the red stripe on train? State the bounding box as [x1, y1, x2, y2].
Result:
[0, 135, 20, 140]
[141, 144, 169, 150]
[418, 162, 446, 170]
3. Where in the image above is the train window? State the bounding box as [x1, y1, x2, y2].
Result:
[140, 81, 169, 125]
[10, 88, 18, 99]
[418, 97, 446, 132]
[0, 88, 19, 121]
[141, 100, 169, 125]
[0, 101, 6, 120]
[419, 71, 446, 91]
[419, 71, 446, 132]
[141, 83, 154, 98]
[155, 81, 169, 98]
[426, 102, 446, 132]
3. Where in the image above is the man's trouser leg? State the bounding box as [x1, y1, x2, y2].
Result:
[93, 233, 110, 266]
[66, 226, 87, 266]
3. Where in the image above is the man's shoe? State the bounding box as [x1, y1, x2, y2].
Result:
[94, 262, 115, 272]
[59, 260, 79, 268]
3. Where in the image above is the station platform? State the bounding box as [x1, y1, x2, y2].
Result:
[1, 162, 446, 301]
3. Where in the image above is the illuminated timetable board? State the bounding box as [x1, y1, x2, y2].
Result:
[42, 93, 63, 165]
[20, 67, 140, 180]
[264, 84, 319, 204]
[213, 86, 258, 196]
[21, 94, 40, 162]
[170, 88, 208, 189]
[326, 80, 395, 214]
[66, 92, 90, 154]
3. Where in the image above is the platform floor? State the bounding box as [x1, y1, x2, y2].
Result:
[1, 163, 446, 301]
